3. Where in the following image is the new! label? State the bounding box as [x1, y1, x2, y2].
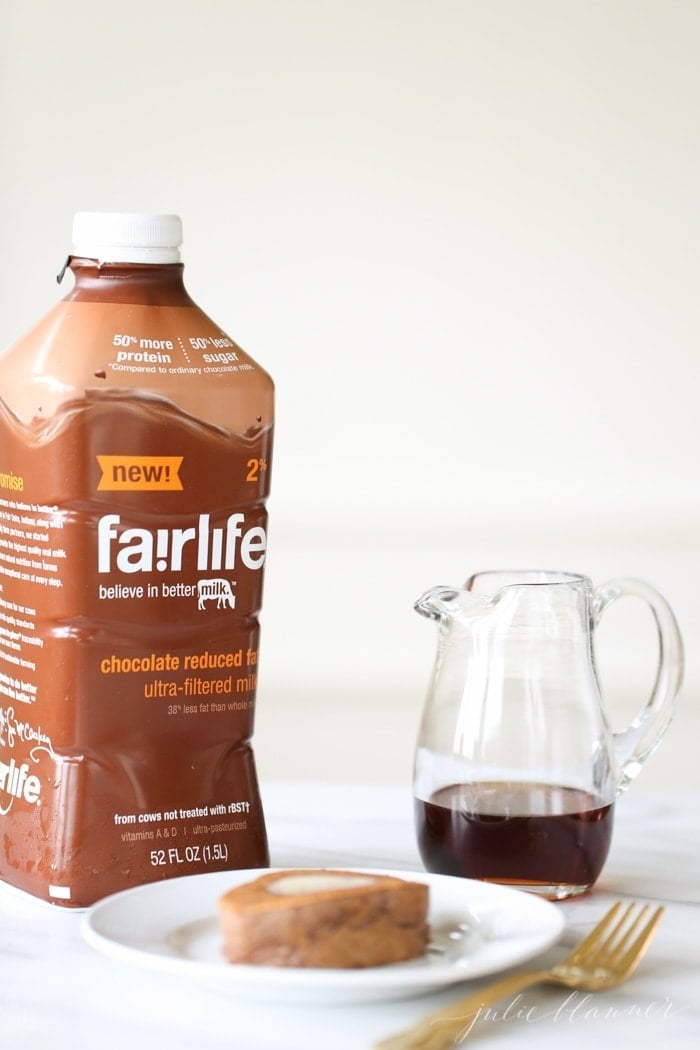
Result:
[97, 455, 183, 491]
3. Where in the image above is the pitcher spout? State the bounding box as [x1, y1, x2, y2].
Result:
[414, 586, 491, 623]
[414, 587, 458, 622]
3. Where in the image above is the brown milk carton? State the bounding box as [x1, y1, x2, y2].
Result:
[0, 213, 273, 905]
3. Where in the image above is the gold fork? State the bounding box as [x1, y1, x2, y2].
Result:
[375, 901, 664, 1050]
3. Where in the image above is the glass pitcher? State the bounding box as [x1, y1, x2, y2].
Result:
[413, 570, 684, 899]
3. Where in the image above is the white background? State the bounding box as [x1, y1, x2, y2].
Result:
[1, 1, 697, 790]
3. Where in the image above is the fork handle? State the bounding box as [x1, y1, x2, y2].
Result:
[375, 969, 549, 1050]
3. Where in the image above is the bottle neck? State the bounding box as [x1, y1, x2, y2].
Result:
[63, 258, 196, 306]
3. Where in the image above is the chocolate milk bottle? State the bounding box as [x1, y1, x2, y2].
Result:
[0, 213, 272, 906]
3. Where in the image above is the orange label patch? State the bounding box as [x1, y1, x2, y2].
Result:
[97, 455, 183, 491]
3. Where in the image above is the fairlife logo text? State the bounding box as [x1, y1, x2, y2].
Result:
[97, 512, 267, 575]
[0, 755, 41, 811]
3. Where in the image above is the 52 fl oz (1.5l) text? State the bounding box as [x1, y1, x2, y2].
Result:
[150, 842, 228, 867]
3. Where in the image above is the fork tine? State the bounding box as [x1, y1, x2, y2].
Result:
[613, 905, 665, 978]
[603, 904, 651, 969]
[564, 901, 624, 966]
[572, 901, 637, 967]
[572, 902, 665, 980]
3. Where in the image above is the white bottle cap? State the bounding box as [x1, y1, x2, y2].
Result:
[71, 212, 183, 264]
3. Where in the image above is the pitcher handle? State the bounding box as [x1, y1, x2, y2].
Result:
[592, 577, 684, 793]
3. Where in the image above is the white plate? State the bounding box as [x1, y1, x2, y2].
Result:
[81, 867, 565, 1004]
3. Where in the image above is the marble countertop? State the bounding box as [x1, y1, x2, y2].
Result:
[1, 782, 698, 1048]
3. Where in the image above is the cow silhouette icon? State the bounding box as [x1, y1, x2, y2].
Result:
[197, 578, 236, 610]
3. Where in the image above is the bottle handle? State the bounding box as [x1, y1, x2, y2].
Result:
[592, 577, 684, 792]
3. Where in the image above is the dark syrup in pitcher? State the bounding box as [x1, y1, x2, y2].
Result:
[415, 781, 614, 895]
